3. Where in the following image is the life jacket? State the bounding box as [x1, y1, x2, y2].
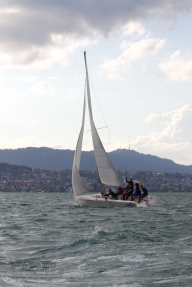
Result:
[135, 186, 141, 195]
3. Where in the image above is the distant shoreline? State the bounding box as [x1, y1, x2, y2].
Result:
[0, 163, 191, 193]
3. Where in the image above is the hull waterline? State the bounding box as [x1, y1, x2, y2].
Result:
[74, 193, 157, 208]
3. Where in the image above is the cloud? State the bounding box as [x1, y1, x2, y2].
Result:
[144, 113, 170, 123]
[121, 22, 146, 36]
[159, 51, 192, 81]
[0, 7, 21, 14]
[0, 1, 191, 46]
[132, 104, 192, 164]
[0, 0, 191, 67]
[120, 38, 165, 61]
[0, 38, 94, 68]
[145, 104, 192, 141]
[99, 37, 165, 79]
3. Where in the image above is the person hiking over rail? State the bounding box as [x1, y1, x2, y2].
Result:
[138, 184, 148, 203]
[103, 188, 118, 199]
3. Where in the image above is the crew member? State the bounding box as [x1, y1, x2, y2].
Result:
[103, 188, 117, 199]
[131, 183, 141, 201]
[125, 177, 134, 191]
[123, 183, 133, 200]
[138, 184, 148, 203]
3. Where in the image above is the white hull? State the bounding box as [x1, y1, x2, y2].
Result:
[75, 193, 157, 208]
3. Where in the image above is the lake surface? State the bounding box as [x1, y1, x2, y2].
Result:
[0, 192, 192, 287]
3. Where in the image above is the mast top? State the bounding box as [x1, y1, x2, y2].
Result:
[84, 51, 87, 67]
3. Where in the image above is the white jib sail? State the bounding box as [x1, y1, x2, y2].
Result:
[84, 52, 122, 187]
[72, 89, 89, 197]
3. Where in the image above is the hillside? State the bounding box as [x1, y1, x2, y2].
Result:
[0, 147, 191, 174]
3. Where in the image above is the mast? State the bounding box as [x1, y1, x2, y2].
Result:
[84, 51, 93, 117]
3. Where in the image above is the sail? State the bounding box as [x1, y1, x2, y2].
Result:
[84, 52, 122, 187]
[72, 89, 89, 196]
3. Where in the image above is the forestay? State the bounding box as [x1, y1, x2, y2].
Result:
[84, 52, 122, 187]
[72, 90, 89, 196]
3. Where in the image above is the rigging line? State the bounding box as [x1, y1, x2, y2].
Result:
[89, 73, 111, 152]
[89, 73, 110, 133]
[97, 126, 108, 130]
[86, 126, 108, 132]
[107, 129, 110, 154]
[89, 74, 108, 127]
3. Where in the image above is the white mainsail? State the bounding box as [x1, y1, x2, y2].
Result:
[72, 89, 89, 196]
[84, 52, 122, 187]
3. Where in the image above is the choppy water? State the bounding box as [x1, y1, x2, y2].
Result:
[0, 192, 192, 287]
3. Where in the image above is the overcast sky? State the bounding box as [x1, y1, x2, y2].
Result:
[0, 0, 192, 165]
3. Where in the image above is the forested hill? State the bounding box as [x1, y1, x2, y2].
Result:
[0, 147, 191, 174]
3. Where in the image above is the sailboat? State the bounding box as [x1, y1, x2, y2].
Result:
[72, 52, 157, 207]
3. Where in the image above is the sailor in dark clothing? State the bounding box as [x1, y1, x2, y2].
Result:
[103, 188, 118, 199]
[125, 177, 134, 191]
[138, 184, 148, 203]
[123, 183, 133, 200]
[104, 188, 124, 199]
